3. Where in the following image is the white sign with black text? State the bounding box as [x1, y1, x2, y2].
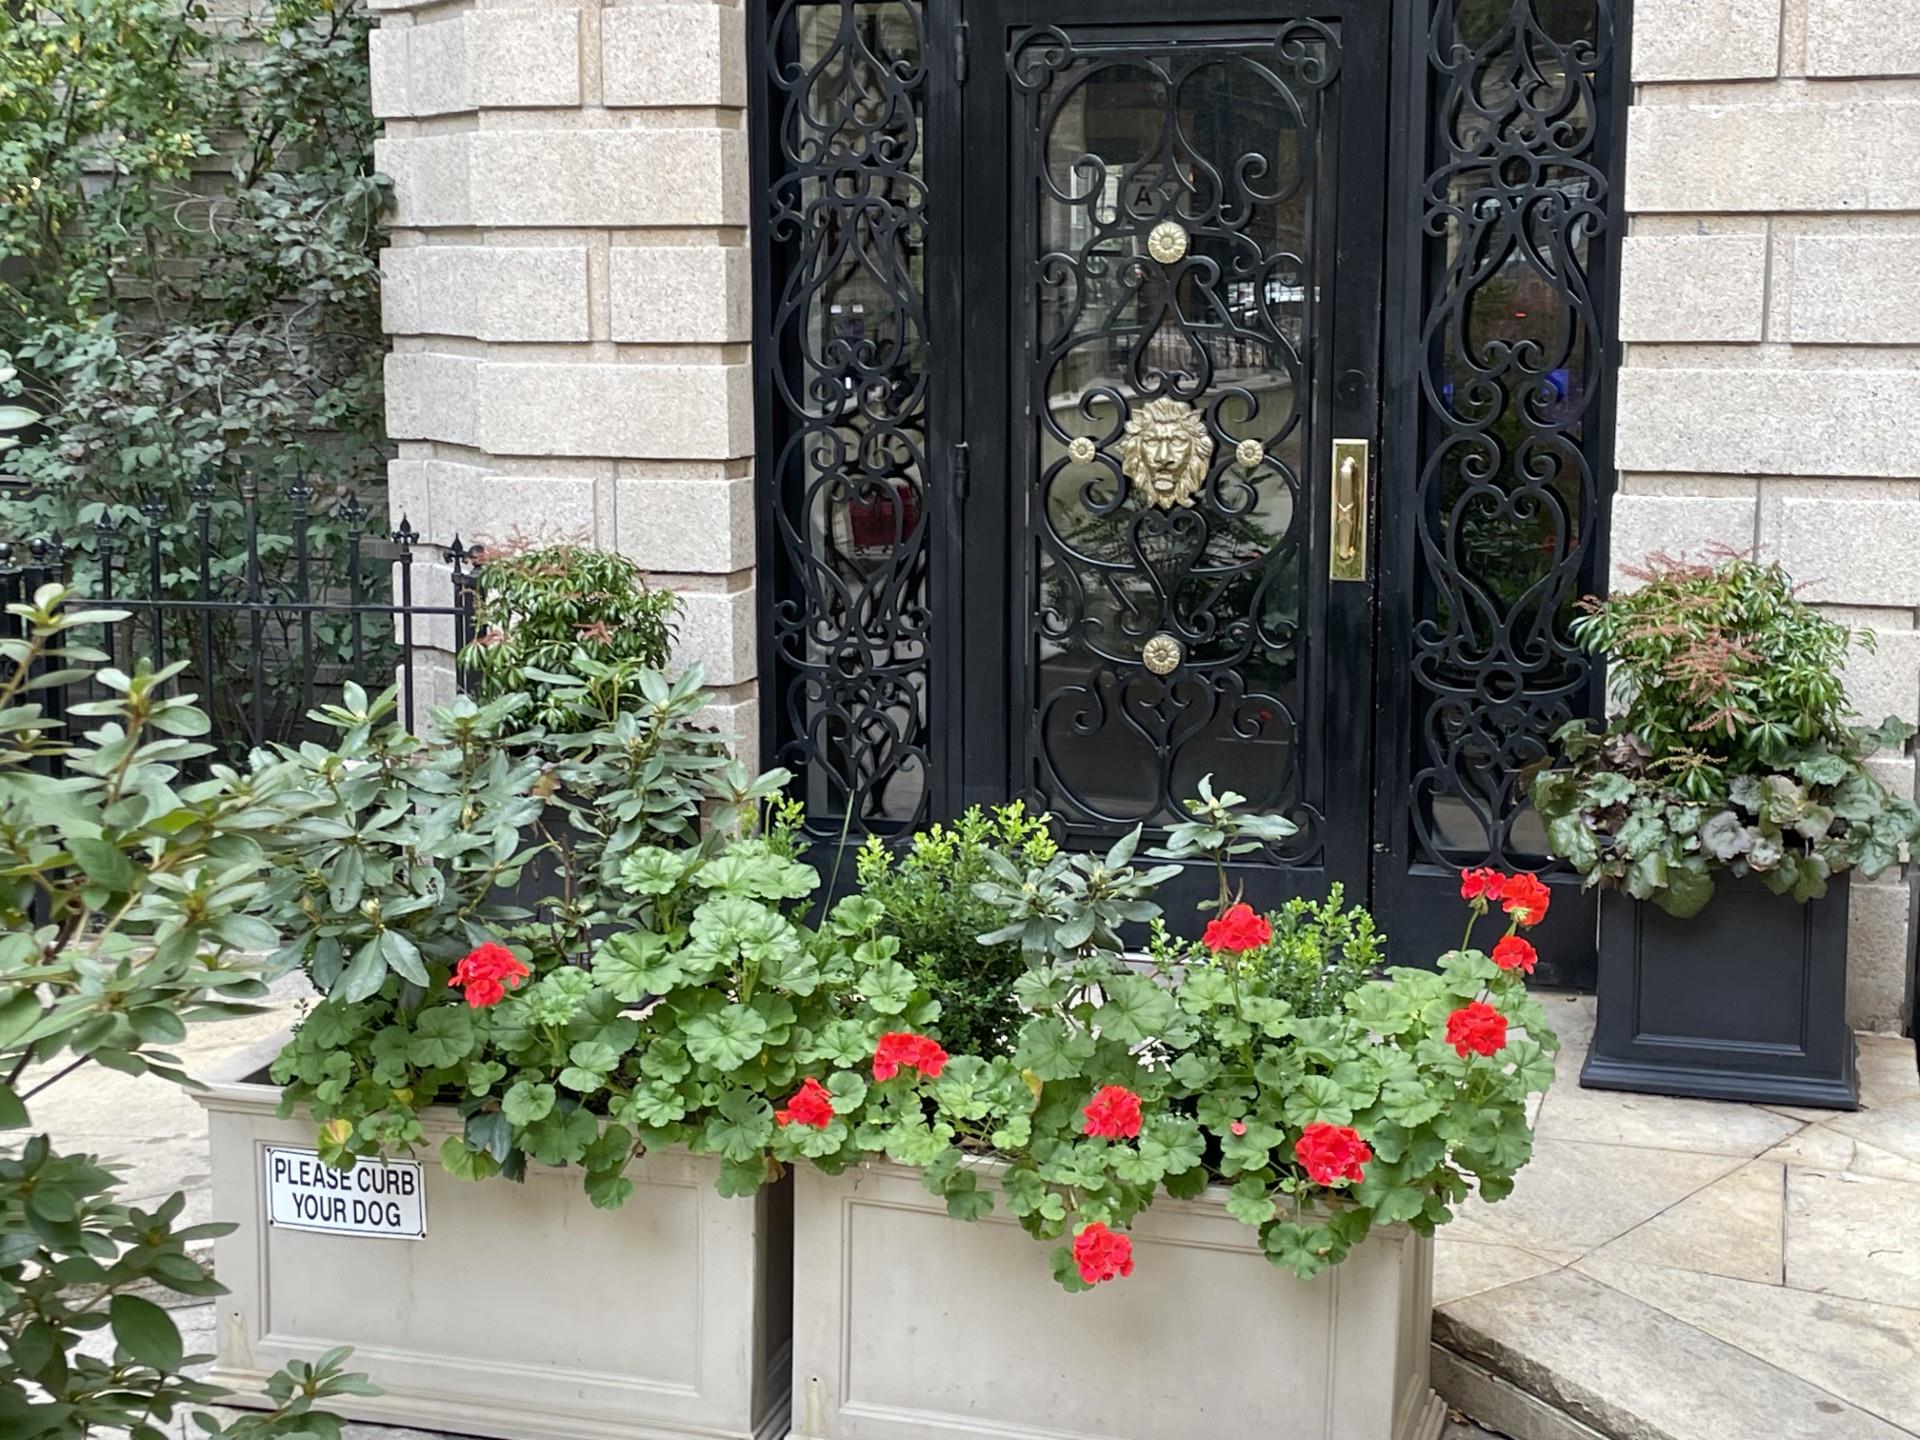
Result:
[264, 1145, 427, 1239]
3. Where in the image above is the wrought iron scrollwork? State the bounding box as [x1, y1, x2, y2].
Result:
[762, 1, 931, 832]
[1409, 0, 1618, 868]
[1013, 22, 1339, 854]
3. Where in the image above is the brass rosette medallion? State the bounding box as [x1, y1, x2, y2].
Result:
[1146, 221, 1188, 265]
[1141, 633, 1183, 675]
[1067, 435, 1097, 465]
[1236, 438, 1265, 468]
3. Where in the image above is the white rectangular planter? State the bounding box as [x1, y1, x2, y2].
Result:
[790, 1161, 1443, 1440]
[196, 1034, 791, 1440]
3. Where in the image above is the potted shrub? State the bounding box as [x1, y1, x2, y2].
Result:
[1532, 552, 1920, 1107]
[269, 745, 1556, 1440]
[204, 677, 793, 1440]
[782, 796, 1557, 1440]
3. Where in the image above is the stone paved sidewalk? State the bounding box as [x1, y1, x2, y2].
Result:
[1435, 993, 1920, 1440]
[30, 985, 1920, 1440]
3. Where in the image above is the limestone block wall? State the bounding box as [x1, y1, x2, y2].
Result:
[369, 0, 757, 749]
[1613, 0, 1920, 1030]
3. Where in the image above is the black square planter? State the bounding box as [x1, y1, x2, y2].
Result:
[1582, 872, 1858, 1110]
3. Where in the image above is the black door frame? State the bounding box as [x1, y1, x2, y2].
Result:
[950, 0, 1391, 915]
[747, 0, 1629, 978]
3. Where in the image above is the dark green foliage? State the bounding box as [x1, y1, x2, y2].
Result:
[1, 0, 389, 737]
[460, 544, 681, 731]
[0, 585, 375, 1435]
[1149, 885, 1384, 1018]
[853, 804, 1060, 1056]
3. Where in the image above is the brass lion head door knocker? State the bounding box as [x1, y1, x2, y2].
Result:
[1117, 396, 1213, 510]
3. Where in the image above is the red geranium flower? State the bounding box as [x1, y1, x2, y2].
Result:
[1459, 867, 1506, 902]
[873, 1032, 949, 1082]
[1081, 1085, 1144, 1140]
[448, 941, 529, 1009]
[1071, 1222, 1134, 1285]
[775, 1076, 836, 1129]
[1491, 934, 1538, 975]
[1500, 873, 1552, 928]
[1202, 902, 1273, 955]
[1293, 1122, 1372, 1186]
[1446, 1001, 1509, 1058]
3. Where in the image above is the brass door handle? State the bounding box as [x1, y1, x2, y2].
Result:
[1330, 438, 1369, 582]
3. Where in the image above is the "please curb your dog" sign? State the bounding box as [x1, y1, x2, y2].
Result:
[264, 1145, 427, 1239]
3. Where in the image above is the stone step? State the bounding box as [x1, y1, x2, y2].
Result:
[1431, 1266, 1917, 1440]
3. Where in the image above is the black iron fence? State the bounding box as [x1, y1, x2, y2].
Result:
[1, 477, 479, 765]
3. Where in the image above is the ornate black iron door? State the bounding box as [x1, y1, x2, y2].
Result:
[958, 2, 1388, 911]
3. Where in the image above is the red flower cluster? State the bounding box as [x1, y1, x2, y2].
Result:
[1457, 868, 1552, 929]
[448, 941, 529, 1009]
[1492, 935, 1538, 975]
[1446, 1001, 1509, 1058]
[1202, 902, 1272, 955]
[1293, 1122, 1372, 1186]
[1081, 1085, 1144, 1140]
[873, 1032, 949, 1082]
[1458, 866, 1504, 901]
[1499, 873, 1551, 928]
[775, 1076, 836, 1129]
[1071, 1222, 1134, 1285]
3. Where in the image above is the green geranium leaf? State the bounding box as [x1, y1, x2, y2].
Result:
[503, 1080, 557, 1127]
[683, 1003, 771, 1071]
[406, 1008, 475, 1070]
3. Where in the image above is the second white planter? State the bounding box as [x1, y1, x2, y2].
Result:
[196, 1035, 791, 1440]
[789, 1161, 1444, 1440]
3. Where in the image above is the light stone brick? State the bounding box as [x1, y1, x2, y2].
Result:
[384, 351, 480, 447]
[692, 695, 759, 774]
[674, 584, 757, 687]
[1626, 100, 1920, 212]
[616, 475, 755, 571]
[1615, 368, 1920, 478]
[1846, 880, 1914, 1034]
[403, 14, 470, 117]
[467, 11, 582, 109]
[1806, 0, 1920, 78]
[368, 28, 409, 119]
[474, 362, 753, 459]
[435, 469, 598, 549]
[1618, 233, 1768, 342]
[469, 129, 747, 227]
[382, 245, 591, 341]
[371, 12, 580, 117]
[1841, 628, 1920, 729]
[1775, 497, 1920, 606]
[375, 136, 474, 227]
[608, 246, 750, 343]
[1608, 494, 1757, 588]
[387, 456, 436, 539]
[1631, 0, 1781, 81]
[1786, 234, 1920, 344]
[602, 3, 746, 108]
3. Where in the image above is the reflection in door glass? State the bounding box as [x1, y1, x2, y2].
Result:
[1015, 27, 1341, 855]
[1411, 0, 1615, 866]
[764, 2, 931, 833]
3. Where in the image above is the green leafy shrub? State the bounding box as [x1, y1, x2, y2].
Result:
[275, 738, 1555, 1290]
[0, 0, 389, 734]
[0, 585, 373, 1435]
[1148, 886, 1383, 1019]
[460, 545, 681, 730]
[1532, 552, 1920, 915]
[853, 802, 1058, 1055]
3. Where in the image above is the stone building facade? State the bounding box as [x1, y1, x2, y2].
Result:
[1610, 0, 1920, 1030]
[371, 0, 1920, 1032]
